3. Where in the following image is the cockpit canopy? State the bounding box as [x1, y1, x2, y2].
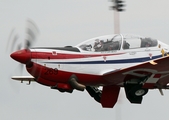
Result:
[76, 34, 158, 52]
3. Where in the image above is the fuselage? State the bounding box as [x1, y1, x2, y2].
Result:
[11, 34, 169, 87]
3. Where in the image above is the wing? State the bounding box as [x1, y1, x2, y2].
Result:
[97, 56, 169, 107]
[103, 55, 169, 87]
[11, 76, 35, 84]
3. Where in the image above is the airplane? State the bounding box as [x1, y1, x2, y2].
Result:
[10, 34, 169, 108]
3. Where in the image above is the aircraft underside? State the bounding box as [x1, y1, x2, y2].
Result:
[25, 61, 163, 108]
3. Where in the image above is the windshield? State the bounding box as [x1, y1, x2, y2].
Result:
[122, 34, 158, 49]
[76, 34, 158, 52]
[77, 34, 122, 52]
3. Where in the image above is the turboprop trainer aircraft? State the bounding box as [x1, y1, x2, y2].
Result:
[10, 34, 169, 108]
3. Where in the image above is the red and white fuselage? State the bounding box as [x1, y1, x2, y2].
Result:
[10, 34, 169, 107]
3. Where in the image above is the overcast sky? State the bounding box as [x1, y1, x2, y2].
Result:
[1, 0, 169, 120]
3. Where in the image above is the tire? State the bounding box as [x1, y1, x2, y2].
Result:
[129, 85, 148, 97]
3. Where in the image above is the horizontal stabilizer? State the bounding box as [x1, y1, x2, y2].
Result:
[11, 76, 35, 82]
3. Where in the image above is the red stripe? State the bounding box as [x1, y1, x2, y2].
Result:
[31, 51, 125, 59]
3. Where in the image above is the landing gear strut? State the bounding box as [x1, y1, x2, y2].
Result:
[86, 86, 102, 103]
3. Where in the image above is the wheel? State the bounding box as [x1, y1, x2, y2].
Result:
[135, 89, 147, 96]
[126, 93, 143, 104]
[129, 86, 148, 97]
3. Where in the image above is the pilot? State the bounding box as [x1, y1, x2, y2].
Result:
[123, 41, 130, 49]
[141, 38, 152, 48]
[94, 39, 103, 51]
[145, 41, 152, 47]
[85, 44, 92, 51]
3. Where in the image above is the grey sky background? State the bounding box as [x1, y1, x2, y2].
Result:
[1, 0, 169, 120]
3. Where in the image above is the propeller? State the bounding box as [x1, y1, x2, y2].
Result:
[7, 19, 39, 89]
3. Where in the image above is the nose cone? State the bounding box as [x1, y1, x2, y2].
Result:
[10, 49, 31, 64]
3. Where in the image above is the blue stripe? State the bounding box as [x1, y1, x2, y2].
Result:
[41, 55, 162, 64]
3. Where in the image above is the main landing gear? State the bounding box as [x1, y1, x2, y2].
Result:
[124, 79, 148, 104]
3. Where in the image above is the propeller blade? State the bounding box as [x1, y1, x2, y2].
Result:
[6, 28, 15, 52]
[10, 34, 19, 52]
[25, 19, 39, 49]
[17, 43, 22, 51]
